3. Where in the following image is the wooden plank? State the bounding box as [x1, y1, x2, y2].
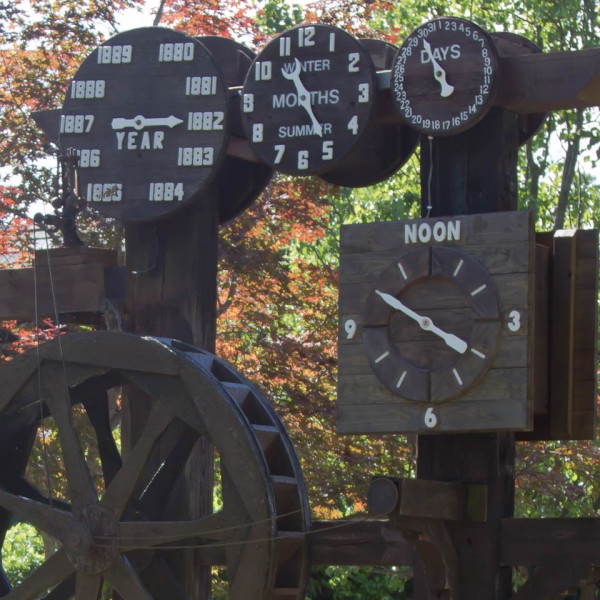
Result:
[500, 518, 600, 565]
[0, 263, 108, 320]
[309, 519, 414, 566]
[494, 49, 600, 113]
[34, 246, 118, 267]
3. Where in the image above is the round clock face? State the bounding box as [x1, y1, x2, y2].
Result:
[362, 246, 501, 403]
[59, 27, 229, 222]
[240, 23, 377, 175]
[391, 17, 499, 136]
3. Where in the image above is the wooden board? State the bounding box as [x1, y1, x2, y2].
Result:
[519, 229, 598, 440]
[337, 210, 535, 434]
[0, 248, 119, 320]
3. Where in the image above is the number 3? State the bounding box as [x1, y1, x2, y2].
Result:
[507, 310, 521, 332]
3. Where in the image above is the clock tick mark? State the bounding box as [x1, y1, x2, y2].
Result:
[470, 284, 487, 296]
[453, 259, 464, 277]
[396, 371, 407, 388]
[452, 368, 463, 385]
[375, 351, 390, 364]
[471, 348, 486, 359]
[397, 262, 408, 280]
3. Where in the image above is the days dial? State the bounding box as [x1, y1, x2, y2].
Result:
[240, 23, 377, 175]
[59, 27, 229, 222]
[391, 17, 499, 136]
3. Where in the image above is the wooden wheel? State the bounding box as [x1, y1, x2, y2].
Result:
[0, 332, 310, 599]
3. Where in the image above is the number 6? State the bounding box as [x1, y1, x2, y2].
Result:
[424, 407, 438, 429]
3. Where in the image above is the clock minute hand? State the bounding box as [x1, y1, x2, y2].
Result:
[422, 40, 454, 98]
[375, 290, 467, 354]
[281, 58, 323, 137]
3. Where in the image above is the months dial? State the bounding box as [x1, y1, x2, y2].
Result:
[241, 24, 376, 175]
[391, 17, 499, 136]
[59, 27, 229, 222]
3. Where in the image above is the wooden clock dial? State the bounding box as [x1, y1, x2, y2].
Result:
[391, 17, 499, 136]
[337, 211, 535, 434]
[60, 27, 229, 222]
[240, 23, 377, 175]
[362, 246, 501, 403]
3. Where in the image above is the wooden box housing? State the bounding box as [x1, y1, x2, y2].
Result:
[337, 211, 536, 434]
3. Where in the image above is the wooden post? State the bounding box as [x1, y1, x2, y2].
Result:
[123, 186, 219, 599]
[415, 108, 520, 599]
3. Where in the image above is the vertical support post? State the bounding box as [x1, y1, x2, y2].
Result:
[123, 186, 219, 599]
[415, 108, 520, 600]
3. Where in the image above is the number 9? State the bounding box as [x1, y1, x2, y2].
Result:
[344, 319, 357, 340]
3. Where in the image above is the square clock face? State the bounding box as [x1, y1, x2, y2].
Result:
[337, 211, 535, 434]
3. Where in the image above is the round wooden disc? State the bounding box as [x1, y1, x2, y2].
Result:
[199, 36, 273, 223]
[320, 39, 419, 188]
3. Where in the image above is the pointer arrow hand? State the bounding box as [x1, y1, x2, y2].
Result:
[111, 115, 184, 130]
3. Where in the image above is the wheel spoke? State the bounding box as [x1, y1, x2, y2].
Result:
[118, 509, 244, 550]
[0, 488, 71, 538]
[46, 391, 97, 511]
[1, 550, 74, 599]
[101, 401, 173, 519]
[74, 572, 102, 599]
[82, 392, 122, 487]
[105, 555, 152, 600]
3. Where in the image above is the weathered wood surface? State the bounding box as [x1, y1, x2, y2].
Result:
[337, 210, 535, 434]
[309, 519, 414, 566]
[123, 187, 219, 599]
[0, 248, 119, 320]
[519, 229, 598, 440]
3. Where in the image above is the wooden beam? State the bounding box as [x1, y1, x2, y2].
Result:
[495, 49, 600, 113]
[500, 518, 600, 565]
[510, 564, 596, 600]
[309, 519, 414, 566]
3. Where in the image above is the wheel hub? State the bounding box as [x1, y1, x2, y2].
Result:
[63, 506, 119, 574]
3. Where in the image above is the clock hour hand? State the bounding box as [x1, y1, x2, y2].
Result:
[375, 290, 467, 354]
[281, 58, 323, 137]
[111, 115, 184, 130]
[422, 40, 454, 98]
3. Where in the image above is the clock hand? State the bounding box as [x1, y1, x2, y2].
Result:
[281, 58, 323, 137]
[422, 40, 454, 98]
[111, 115, 184, 130]
[375, 290, 467, 354]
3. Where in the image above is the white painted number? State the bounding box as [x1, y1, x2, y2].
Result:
[279, 37, 291, 57]
[159, 42, 194, 62]
[298, 150, 309, 170]
[507, 310, 522, 332]
[252, 123, 264, 143]
[149, 182, 184, 202]
[185, 76, 217, 96]
[424, 407, 438, 429]
[358, 83, 370, 103]
[298, 26, 315, 47]
[76, 148, 100, 168]
[97, 45, 132, 64]
[344, 319, 357, 339]
[274, 144, 285, 164]
[347, 115, 359, 135]
[177, 147, 214, 166]
[322, 141, 333, 161]
[60, 114, 94, 134]
[348, 53, 360, 72]
[254, 61, 272, 81]
[187, 111, 224, 131]
[242, 93, 254, 113]
[87, 183, 122, 202]
[71, 80, 105, 99]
